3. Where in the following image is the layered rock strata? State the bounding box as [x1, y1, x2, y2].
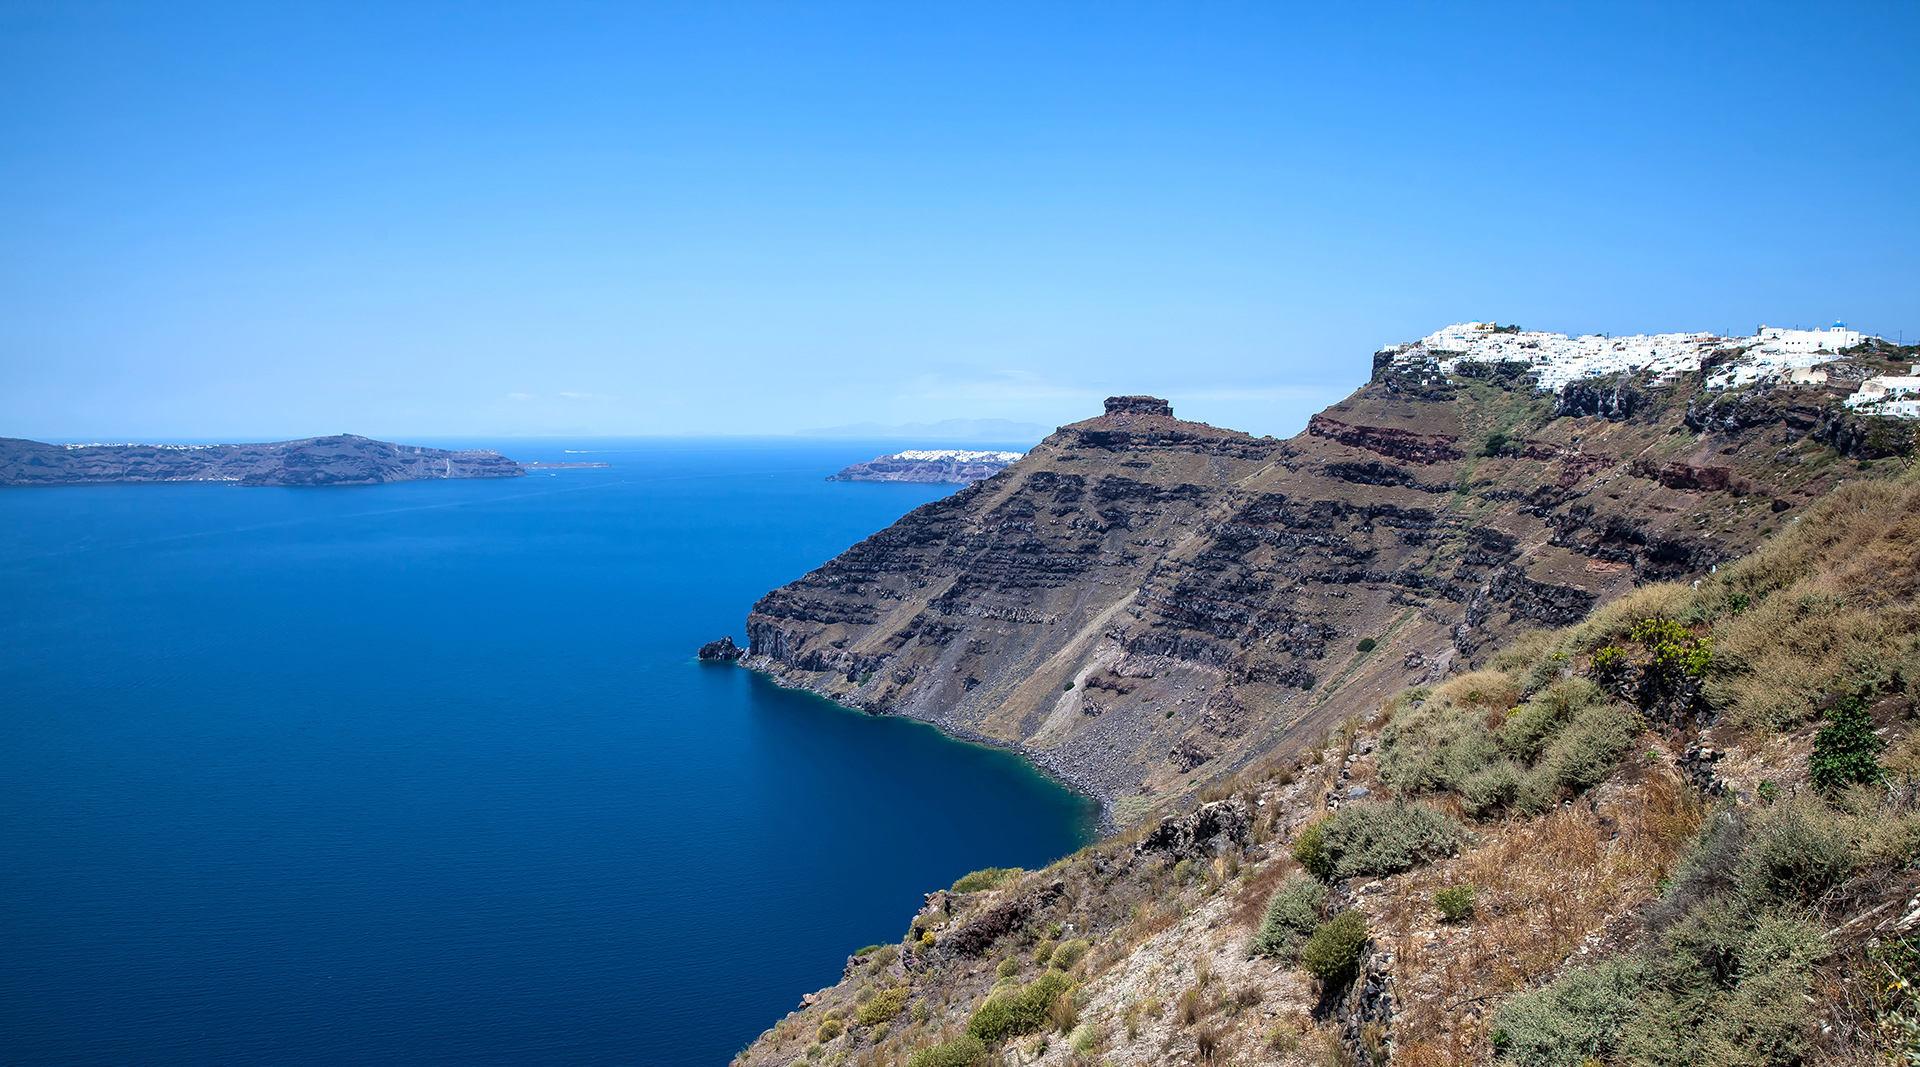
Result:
[743, 344, 1905, 821]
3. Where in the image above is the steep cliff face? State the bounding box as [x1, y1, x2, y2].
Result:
[744, 348, 1894, 821]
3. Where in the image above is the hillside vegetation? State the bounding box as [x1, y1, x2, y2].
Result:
[735, 468, 1920, 1067]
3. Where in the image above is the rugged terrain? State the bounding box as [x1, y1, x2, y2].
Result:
[733, 464, 1920, 1067]
[740, 331, 1920, 823]
[0, 434, 526, 487]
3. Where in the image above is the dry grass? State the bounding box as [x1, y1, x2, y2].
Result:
[1705, 475, 1920, 728]
[1381, 770, 1701, 1067]
[1229, 854, 1299, 929]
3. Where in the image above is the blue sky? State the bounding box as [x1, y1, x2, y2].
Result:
[2, 1, 1915, 440]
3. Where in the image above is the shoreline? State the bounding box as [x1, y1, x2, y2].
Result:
[734, 655, 1120, 837]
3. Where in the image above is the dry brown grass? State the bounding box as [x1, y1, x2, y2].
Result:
[1706, 475, 1920, 728]
[1380, 769, 1701, 1067]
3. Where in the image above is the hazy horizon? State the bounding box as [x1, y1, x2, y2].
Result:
[4, 3, 1916, 442]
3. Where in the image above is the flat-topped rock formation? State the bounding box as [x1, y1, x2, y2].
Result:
[829, 449, 1026, 484]
[0, 434, 526, 487]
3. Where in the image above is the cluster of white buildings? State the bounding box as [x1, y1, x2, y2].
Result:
[892, 450, 1026, 464]
[1383, 321, 1916, 419]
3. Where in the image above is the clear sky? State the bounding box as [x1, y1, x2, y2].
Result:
[2, 1, 1915, 441]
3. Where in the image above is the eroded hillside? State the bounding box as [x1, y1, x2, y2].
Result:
[743, 330, 1919, 822]
[734, 471, 1920, 1067]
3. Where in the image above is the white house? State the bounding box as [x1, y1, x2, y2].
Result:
[1755, 323, 1863, 354]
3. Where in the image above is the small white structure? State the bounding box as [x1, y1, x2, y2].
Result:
[1755, 323, 1863, 354]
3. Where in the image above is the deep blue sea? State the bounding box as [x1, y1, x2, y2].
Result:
[0, 439, 1094, 1066]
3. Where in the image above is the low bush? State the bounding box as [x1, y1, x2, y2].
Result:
[1357, 637, 1377, 653]
[906, 1034, 989, 1067]
[995, 958, 1020, 979]
[1049, 938, 1090, 971]
[1031, 939, 1056, 965]
[1291, 820, 1331, 878]
[1315, 800, 1461, 879]
[1810, 692, 1887, 793]
[1300, 911, 1369, 984]
[1250, 873, 1326, 959]
[1734, 796, 1853, 907]
[816, 1017, 844, 1042]
[1490, 957, 1647, 1067]
[855, 987, 907, 1027]
[950, 867, 1021, 893]
[1433, 884, 1476, 922]
[966, 970, 1072, 1042]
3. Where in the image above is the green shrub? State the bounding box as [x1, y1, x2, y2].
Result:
[950, 867, 1021, 893]
[1291, 820, 1331, 878]
[1810, 692, 1886, 793]
[816, 1017, 844, 1041]
[1031, 939, 1056, 965]
[853, 944, 883, 957]
[856, 986, 908, 1027]
[1063, 680, 1074, 691]
[1735, 796, 1853, 907]
[1315, 800, 1462, 879]
[1050, 938, 1090, 971]
[906, 1034, 990, 1067]
[1250, 873, 1326, 959]
[1501, 678, 1603, 760]
[995, 958, 1020, 979]
[966, 970, 1072, 1042]
[1519, 700, 1636, 809]
[1300, 911, 1369, 984]
[1490, 957, 1647, 1067]
[1434, 884, 1477, 922]
[1357, 637, 1377, 653]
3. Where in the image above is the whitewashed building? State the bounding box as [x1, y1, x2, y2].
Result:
[1755, 323, 1863, 354]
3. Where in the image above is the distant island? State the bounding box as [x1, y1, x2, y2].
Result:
[0, 434, 526, 487]
[828, 449, 1025, 484]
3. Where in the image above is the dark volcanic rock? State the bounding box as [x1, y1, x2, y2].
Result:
[1133, 798, 1251, 861]
[1105, 395, 1173, 417]
[0, 435, 525, 487]
[698, 637, 745, 661]
[941, 880, 1066, 957]
[1555, 378, 1641, 421]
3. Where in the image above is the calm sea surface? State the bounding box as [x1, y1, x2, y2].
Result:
[0, 439, 1094, 1066]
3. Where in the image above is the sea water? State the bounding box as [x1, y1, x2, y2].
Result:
[0, 439, 1095, 1066]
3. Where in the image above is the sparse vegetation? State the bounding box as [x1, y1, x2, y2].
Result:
[1250, 872, 1326, 959]
[949, 867, 1021, 893]
[1433, 883, 1476, 922]
[854, 986, 907, 1027]
[965, 970, 1072, 1042]
[1300, 910, 1369, 984]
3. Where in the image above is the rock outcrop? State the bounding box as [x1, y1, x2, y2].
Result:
[0, 435, 526, 487]
[698, 637, 745, 661]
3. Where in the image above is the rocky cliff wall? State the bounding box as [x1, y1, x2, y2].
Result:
[743, 356, 1898, 823]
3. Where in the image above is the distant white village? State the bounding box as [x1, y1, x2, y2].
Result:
[892, 449, 1026, 463]
[1385, 321, 1920, 419]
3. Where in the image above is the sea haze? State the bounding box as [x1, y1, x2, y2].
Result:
[0, 439, 1095, 1066]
